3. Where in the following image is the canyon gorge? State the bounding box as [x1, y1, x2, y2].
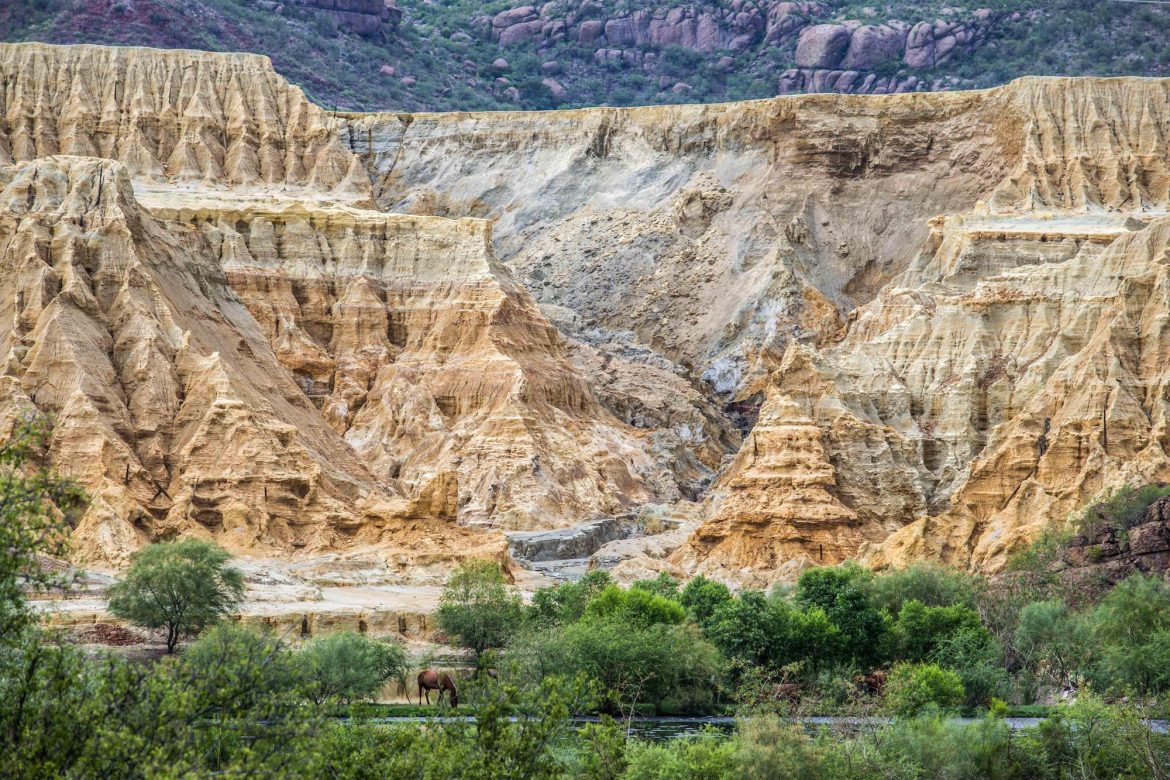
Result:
[4, 41, 1170, 607]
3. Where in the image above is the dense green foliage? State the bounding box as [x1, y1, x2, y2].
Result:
[108, 537, 245, 652]
[437, 559, 525, 661]
[0, 415, 85, 637]
[883, 662, 966, 716]
[302, 630, 411, 705]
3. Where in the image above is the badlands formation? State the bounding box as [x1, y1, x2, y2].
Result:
[3, 43, 1170, 598]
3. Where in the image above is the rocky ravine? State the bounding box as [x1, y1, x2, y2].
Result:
[4, 42, 1170, 594]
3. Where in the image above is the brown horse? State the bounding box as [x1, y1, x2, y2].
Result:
[417, 669, 459, 708]
[770, 683, 802, 704]
[853, 670, 887, 696]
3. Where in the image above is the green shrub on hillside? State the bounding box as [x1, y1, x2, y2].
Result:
[301, 631, 410, 706]
[884, 663, 965, 717]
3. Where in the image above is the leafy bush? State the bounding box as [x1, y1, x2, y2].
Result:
[437, 559, 523, 661]
[585, 585, 686, 628]
[869, 564, 977, 616]
[301, 631, 409, 705]
[796, 564, 890, 667]
[509, 614, 720, 714]
[893, 600, 984, 662]
[884, 662, 965, 717]
[1092, 574, 1170, 694]
[182, 623, 303, 706]
[1013, 600, 1091, 691]
[678, 575, 732, 627]
[1023, 694, 1170, 780]
[528, 569, 613, 627]
[932, 627, 1010, 711]
[108, 538, 245, 652]
[623, 730, 739, 780]
[1074, 483, 1170, 539]
[631, 572, 681, 601]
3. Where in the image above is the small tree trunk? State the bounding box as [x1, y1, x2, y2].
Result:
[166, 625, 179, 654]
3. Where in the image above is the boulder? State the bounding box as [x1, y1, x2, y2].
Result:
[541, 60, 561, 74]
[541, 77, 567, 100]
[400, 76, 415, 86]
[492, 5, 537, 28]
[765, 1, 813, 45]
[499, 19, 543, 45]
[379, 64, 395, 76]
[795, 24, 852, 69]
[841, 24, 906, 69]
[904, 20, 970, 68]
[696, 12, 722, 52]
[493, 57, 510, 70]
[578, 19, 605, 44]
[605, 18, 637, 46]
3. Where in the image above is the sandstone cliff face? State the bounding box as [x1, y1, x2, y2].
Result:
[0, 44, 368, 198]
[350, 71, 1170, 583]
[674, 80, 1170, 583]
[0, 156, 430, 567]
[8, 42, 1170, 587]
[349, 88, 1006, 401]
[0, 43, 683, 573]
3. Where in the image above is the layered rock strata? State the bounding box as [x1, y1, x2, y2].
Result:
[353, 74, 1170, 581]
[0, 44, 683, 570]
[0, 155, 498, 570]
[8, 42, 1170, 585]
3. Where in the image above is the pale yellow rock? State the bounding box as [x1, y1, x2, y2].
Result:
[8, 42, 1170, 586]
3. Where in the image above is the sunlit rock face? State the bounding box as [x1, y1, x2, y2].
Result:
[5, 41, 1170, 586]
[0, 44, 678, 574]
[347, 75, 1170, 583]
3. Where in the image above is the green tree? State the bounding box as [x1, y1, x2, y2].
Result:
[869, 563, 977, 616]
[933, 627, 1011, 711]
[108, 538, 245, 653]
[631, 572, 681, 601]
[0, 415, 85, 639]
[182, 623, 303, 707]
[679, 575, 732, 627]
[1093, 574, 1170, 694]
[796, 564, 889, 667]
[301, 631, 409, 705]
[705, 591, 782, 668]
[437, 559, 523, 662]
[1014, 600, 1091, 691]
[584, 585, 685, 628]
[884, 662, 965, 717]
[511, 615, 720, 715]
[528, 570, 613, 627]
[893, 600, 984, 662]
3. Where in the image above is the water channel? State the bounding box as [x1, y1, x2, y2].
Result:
[359, 715, 1170, 741]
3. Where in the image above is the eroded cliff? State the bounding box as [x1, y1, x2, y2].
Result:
[5, 41, 1170, 586]
[0, 43, 685, 575]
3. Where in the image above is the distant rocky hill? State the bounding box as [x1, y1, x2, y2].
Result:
[3, 0, 1169, 111]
